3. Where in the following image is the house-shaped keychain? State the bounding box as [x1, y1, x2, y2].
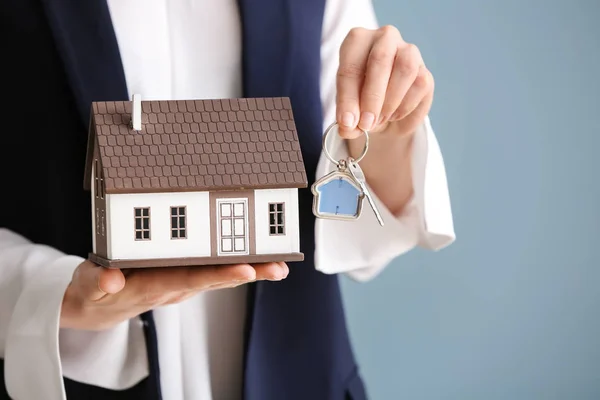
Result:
[310, 122, 385, 226]
[311, 169, 364, 220]
[84, 94, 307, 268]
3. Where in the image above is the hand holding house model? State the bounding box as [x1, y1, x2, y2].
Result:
[85, 94, 307, 269]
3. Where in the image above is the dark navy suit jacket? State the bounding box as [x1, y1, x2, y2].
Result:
[0, 1, 368, 399]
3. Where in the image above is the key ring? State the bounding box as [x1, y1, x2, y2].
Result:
[322, 122, 369, 166]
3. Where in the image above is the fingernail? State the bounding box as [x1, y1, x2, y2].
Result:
[275, 270, 286, 280]
[359, 112, 375, 130]
[341, 112, 355, 128]
[279, 262, 289, 278]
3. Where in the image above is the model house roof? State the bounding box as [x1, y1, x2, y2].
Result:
[84, 97, 308, 194]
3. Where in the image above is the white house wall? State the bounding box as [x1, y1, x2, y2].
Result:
[253, 188, 300, 255]
[106, 191, 211, 260]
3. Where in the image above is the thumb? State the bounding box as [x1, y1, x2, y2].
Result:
[73, 261, 126, 301]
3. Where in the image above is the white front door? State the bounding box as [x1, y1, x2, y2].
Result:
[217, 198, 249, 256]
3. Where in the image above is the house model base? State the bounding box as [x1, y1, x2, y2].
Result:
[88, 252, 304, 269]
[84, 96, 307, 269]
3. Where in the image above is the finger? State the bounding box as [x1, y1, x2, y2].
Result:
[336, 28, 374, 138]
[379, 44, 423, 126]
[165, 262, 290, 305]
[72, 261, 126, 302]
[358, 26, 401, 132]
[392, 88, 434, 135]
[162, 290, 200, 305]
[152, 261, 290, 307]
[254, 262, 289, 281]
[118, 264, 257, 306]
[184, 263, 258, 288]
[390, 66, 433, 121]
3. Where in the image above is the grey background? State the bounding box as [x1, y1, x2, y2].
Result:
[340, 0, 600, 399]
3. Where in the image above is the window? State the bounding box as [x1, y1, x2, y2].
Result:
[134, 207, 151, 240]
[96, 208, 106, 237]
[171, 206, 187, 239]
[101, 209, 105, 237]
[94, 159, 105, 199]
[269, 203, 285, 235]
[96, 207, 100, 235]
[94, 159, 100, 198]
[100, 169, 105, 199]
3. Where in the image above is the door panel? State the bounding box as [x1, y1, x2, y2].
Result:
[217, 198, 249, 256]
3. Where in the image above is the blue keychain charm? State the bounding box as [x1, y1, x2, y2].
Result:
[311, 122, 384, 226]
[312, 158, 364, 220]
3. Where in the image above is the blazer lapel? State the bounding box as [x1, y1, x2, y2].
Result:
[40, 0, 128, 126]
[236, 0, 293, 396]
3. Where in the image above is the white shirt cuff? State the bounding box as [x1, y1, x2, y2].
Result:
[5, 254, 82, 400]
[4, 247, 149, 399]
[59, 318, 149, 390]
[313, 116, 455, 281]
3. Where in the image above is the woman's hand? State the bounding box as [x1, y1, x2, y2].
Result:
[336, 25, 434, 138]
[61, 261, 288, 330]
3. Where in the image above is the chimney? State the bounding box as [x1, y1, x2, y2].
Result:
[131, 94, 142, 131]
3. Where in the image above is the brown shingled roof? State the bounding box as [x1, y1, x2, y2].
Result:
[84, 97, 308, 194]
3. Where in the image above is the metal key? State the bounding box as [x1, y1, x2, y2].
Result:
[347, 158, 385, 226]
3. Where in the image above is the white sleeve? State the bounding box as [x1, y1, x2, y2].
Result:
[1, 229, 148, 400]
[315, 0, 456, 282]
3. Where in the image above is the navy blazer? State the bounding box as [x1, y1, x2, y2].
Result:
[0, 1, 367, 399]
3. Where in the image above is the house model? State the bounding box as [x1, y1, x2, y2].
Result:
[84, 95, 307, 268]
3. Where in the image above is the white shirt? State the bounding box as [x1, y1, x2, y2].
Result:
[2, 1, 455, 399]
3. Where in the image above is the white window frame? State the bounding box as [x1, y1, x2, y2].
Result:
[268, 202, 285, 236]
